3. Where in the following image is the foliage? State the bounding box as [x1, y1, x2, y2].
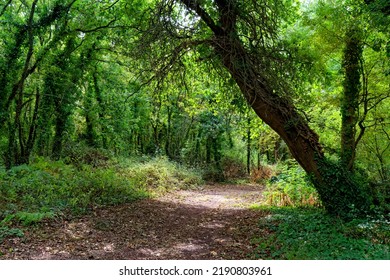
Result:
[0, 227, 24, 244]
[2, 211, 55, 226]
[0, 159, 145, 218]
[250, 165, 276, 184]
[117, 156, 203, 196]
[252, 207, 390, 260]
[0, 0, 388, 219]
[263, 162, 320, 207]
[221, 156, 247, 181]
[62, 142, 113, 168]
[313, 159, 373, 219]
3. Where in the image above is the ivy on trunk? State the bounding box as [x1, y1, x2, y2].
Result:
[175, 0, 372, 217]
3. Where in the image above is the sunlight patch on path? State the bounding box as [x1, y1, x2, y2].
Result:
[158, 184, 265, 210]
[0, 183, 267, 260]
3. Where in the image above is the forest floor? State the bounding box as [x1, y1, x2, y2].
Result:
[0, 183, 269, 259]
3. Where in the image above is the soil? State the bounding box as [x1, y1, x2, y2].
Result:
[0, 183, 269, 260]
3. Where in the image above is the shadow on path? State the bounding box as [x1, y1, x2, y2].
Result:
[0, 184, 268, 259]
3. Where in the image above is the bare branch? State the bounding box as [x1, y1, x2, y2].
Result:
[147, 39, 209, 85]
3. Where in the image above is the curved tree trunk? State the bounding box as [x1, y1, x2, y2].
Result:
[214, 36, 324, 180]
[178, 0, 371, 217]
[178, 0, 323, 180]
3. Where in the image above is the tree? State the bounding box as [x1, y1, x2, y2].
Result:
[341, 18, 364, 171]
[298, 0, 389, 178]
[137, 0, 375, 216]
[0, 0, 78, 167]
[0, 0, 132, 165]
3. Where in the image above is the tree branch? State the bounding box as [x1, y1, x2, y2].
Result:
[179, 0, 224, 35]
[0, 0, 12, 17]
[75, 18, 118, 33]
[149, 39, 209, 84]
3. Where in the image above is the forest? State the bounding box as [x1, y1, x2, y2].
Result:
[0, 0, 389, 260]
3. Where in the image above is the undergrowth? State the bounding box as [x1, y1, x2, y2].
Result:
[0, 156, 202, 240]
[117, 156, 203, 196]
[262, 161, 321, 207]
[252, 207, 390, 260]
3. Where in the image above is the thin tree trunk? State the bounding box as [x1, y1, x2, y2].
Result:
[247, 116, 251, 174]
[93, 71, 108, 149]
[165, 106, 172, 158]
[20, 88, 41, 164]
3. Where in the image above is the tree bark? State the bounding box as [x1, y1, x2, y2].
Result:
[93, 71, 108, 149]
[214, 36, 324, 180]
[247, 115, 251, 174]
[340, 25, 362, 171]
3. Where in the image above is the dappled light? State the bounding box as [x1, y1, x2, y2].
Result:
[1, 185, 268, 260]
[0, 0, 388, 261]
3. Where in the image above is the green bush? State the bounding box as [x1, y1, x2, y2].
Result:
[0, 158, 146, 225]
[263, 162, 320, 207]
[62, 143, 113, 168]
[0, 227, 24, 243]
[2, 211, 55, 226]
[118, 156, 203, 196]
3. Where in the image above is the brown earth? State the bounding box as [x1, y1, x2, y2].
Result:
[0, 184, 269, 260]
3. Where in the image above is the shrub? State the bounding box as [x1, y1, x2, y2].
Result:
[221, 156, 247, 180]
[263, 162, 320, 207]
[250, 165, 276, 184]
[0, 158, 148, 220]
[119, 156, 203, 195]
[62, 142, 112, 168]
[0, 227, 24, 243]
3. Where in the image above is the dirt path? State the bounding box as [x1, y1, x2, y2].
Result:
[0, 184, 268, 260]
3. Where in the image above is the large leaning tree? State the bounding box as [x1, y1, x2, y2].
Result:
[136, 0, 377, 217]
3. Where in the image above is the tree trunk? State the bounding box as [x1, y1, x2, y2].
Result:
[85, 87, 97, 148]
[52, 94, 72, 160]
[341, 25, 362, 171]
[165, 106, 172, 158]
[19, 88, 41, 164]
[214, 36, 324, 180]
[52, 112, 67, 160]
[93, 71, 108, 149]
[178, 0, 372, 217]
[247, 116, 251, 174]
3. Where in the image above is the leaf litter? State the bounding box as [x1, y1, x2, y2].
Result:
[0, 184, 269, 259]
